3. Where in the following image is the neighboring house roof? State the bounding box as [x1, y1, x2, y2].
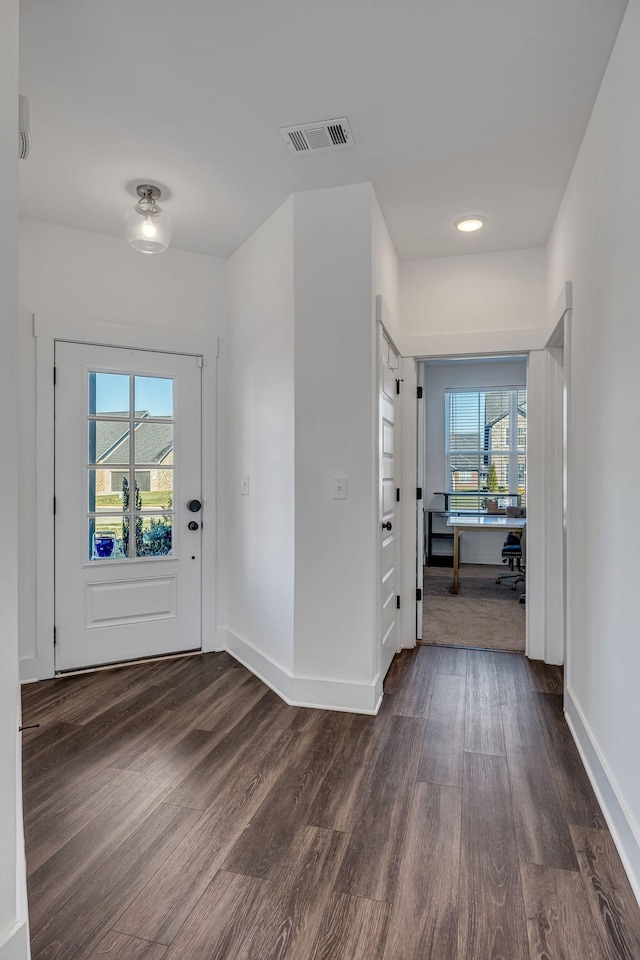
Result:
[95, 412, 173, 466]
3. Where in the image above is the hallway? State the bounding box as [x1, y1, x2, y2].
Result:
[21, 647, 640, 959]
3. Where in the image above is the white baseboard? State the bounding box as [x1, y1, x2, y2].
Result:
[0, 921, 29, 960]
[19, 658, 41, 684]
[565, 687, 640, 906]
[223, 629, 381, 714]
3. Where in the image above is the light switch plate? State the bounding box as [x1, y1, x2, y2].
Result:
[332, 477, 347, 500]
[241, 476, 250, 496]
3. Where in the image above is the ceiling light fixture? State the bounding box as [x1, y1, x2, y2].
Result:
[124, 184, 172, 254]
[454, 215, 486, 233]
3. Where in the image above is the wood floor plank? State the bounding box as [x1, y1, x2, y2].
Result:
[417, 673, 466, 786]
[436, 646, 468, 676]
[520, 861, 611, 960]
[165, 692, 299, 811]
[383, 650, 413, 695]
[86, 931, 167, 959]
[494, 652, 535, 706]
[23, 699, 168, 806]
[31, 802, 202, 960]
[223, 710, 348, 879]
[309, 894, 389, 960]
[571, 825, 640, 960]
[27, 775, 170, 918]
[334, 715, 426, 902]
[305, 713, 384, 832]
[391, 644, 438, 717]
[114, 710, 323, 945]
[464, 650, 505, 756]
[534, 693, 606, 829]
[383, 782, 461, 960]
[25, 765, 140, 872]
[458, 752, 529, 960]
[160, 871, 270, 960]
[526, 659, 564, 694]
[247, 825, 350, 960]
[502, 699, 578, 871]
[21, 720, 81, 766]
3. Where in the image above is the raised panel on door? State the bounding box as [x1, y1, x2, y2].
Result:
[54, 342, 203, 671]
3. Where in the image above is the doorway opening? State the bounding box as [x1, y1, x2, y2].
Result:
[418, 355, 527, 653]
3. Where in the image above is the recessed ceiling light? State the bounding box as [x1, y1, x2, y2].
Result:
[454, 215, 486, 233]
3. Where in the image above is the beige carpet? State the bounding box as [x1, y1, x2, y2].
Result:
[422, 563, 525, 652]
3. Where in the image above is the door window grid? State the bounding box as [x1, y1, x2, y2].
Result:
[87, 372, 174, 560]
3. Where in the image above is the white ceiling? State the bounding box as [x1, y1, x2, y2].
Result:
[19, 0, 628, 260]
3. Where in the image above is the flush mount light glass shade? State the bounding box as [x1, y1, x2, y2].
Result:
[454, 215, 486, 233]
[124, 184, 172, 254]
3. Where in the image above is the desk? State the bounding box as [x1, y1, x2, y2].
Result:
[447, 516, 526, 594]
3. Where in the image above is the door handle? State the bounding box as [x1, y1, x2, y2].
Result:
[382, 521, 392, 531]
[188, 521, 200, 531]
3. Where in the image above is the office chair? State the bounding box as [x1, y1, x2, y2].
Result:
[496, 506, 526, 594]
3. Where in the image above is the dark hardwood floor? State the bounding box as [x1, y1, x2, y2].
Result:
[21, 647, 640, 960]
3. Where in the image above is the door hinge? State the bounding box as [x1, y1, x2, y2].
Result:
[396, 379, 401, 395]
[396, 488, 400, 502]
[53, 496, 56, 515]
[417, 385, 423, 399]
[53, 366, 57, 386]
[416, 487, 422, 500]
[416, 588, 422, 602]
[53, 627, 57, 646]
[197, 356, 205, 368]
[396, 595, 401, 609]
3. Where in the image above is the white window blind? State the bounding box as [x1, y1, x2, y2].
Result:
[445, 386, 526, 509]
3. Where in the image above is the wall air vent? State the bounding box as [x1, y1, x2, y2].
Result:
[19, 95, 31, 160]
[279, 117, 354, 155]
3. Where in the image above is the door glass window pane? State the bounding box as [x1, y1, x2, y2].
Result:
[135, 376, 173, 419]
[89, 517, 127, 560]
[133, 421, 174, 466]
[135, 469, 173, 511]
[89, 420, 131, 466]
[88, 468, 128, 512]
[89, 373, 130, 417]
[135, 514, 173, 557]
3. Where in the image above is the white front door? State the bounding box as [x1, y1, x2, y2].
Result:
[379, 327, 401, 678]
[54, 342, 203, 671]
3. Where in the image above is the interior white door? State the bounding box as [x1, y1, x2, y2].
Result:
[54, 342, 202, 671]
[379, 327, 401, 678]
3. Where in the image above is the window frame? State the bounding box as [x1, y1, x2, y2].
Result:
[444, 385, 527, 509]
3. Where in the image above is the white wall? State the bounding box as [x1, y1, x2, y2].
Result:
[0, 1, 29, 955]
[399, 246, 547, 355]
[225, 197, 295, 676]
[18, 219, 228, 678]
[423, 359, 527, 563]
[293, 184, 378, 690]
[547, 0, 640, 901]
[371, 192, 400, 343]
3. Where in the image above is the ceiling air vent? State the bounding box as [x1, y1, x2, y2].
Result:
[280, 117, 354, 155]
[19, 95, 31, 160]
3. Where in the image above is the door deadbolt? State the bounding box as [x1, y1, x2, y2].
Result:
[187, 499, 202, 512]
[188, 520, 199, 531]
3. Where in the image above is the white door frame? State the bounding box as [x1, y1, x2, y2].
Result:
[28, 312, 218, 682]
[545, 281, 573, 667]
[397, 317, 570, 663]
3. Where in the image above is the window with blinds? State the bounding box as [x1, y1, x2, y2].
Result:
[445, 386, 526, 509]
